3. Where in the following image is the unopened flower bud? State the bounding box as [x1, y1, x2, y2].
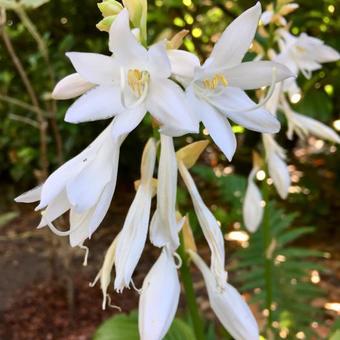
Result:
[96, 15, 117, 32]
[97, 0, 123, 17]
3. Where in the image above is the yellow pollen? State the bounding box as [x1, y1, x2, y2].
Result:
[295, 46, 306, 53]
[127, 69, 148, 97]
[203, 74, 228, 89]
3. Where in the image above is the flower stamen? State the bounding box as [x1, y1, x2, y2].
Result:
[203, 74, 228, 90]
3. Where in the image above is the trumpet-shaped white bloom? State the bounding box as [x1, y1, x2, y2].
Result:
[114, 138, 157, 292]
[263, 134, 290, 199]
[243, 167, 263, 233]
[275, 29, 340, 79]
[189, 250, 259, 340]
[150, 135, 182, 252]
[58, 9, 198, 136]
[178, 161, 227, 289]
[280, 98, 340, 143]
[169, 2, 293, 160]
[15, 121, 125, 246]
[138, 248, 180, 340]
[261, 3, 299, 26]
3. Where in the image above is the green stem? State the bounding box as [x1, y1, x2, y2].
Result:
[178, 233, 205, 340]
[262, 178, 273, 333]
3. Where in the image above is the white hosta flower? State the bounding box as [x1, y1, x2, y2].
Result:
[263, 134, 290, 199]
[150, 135, 182, 251]
[114, 138, 157, 292]
[178, 161, 227, 288]
[276, 29, 340, 79]
[60, 9, 198, 136]
[243, 167, 263, 233]
[189, 250, 259, 340]
[139, 248, 180, 340]
[52, 73, 95, 100]
[281, 98, 340, 143]
[15, 121, 125, 246]
[169, 2, 293, 160]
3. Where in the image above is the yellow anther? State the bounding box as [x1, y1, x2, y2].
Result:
[202, 74, 228, 89]
[127, 69, 149, 97]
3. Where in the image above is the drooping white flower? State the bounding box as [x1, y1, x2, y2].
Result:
[169, 2, 293, 160]
[275, 29, 340, 79]
[280, 97, 340, 143]
[138, 247, 180, 340]
[114, 138, 157, 292]
[263, 134, 290, 199]
[150, 134, 182, 251]
[243, 167, 263, 233]
[15, 120, 125, 246]
[59, 9, 198, 136]
[178, 160, 227, 289]
[188, 250, 259, 340]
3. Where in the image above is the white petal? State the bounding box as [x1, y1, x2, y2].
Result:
[189, 91, 236, 161]
[38, 190, 70, 228]
[221, 61, 294, 90]
[203, 2, 261, 69]
[243, 168, 263, 233]
[268, 152, 290, 199]
[15, 185, 42, 203]
[179, 162, 227, 288]
[111, 105, 146, 139]
[114, 187, 153, 291]
[69, 207, 92, 247]
[189, 251, 259, 340]
[138, 249, 180, 340]
[66, 134, 116, 213]
[293, 113, 340, 144]
[208, 88, 280, 134]
[313, 44, 340, 64]
[66, 52, 119, 85]
[114, 139, 156, 291]
[146, 78, 199, 135]
[146, 42, 171, 78]
[167, 49, 200, 86]
[52, 73, 95, 100]
[149, 135, 179, 251]
[109, 9, 147, 67]
[36, 123, 113, 210]
[65, 85, 121, 123]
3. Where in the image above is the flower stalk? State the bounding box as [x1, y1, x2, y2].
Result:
[177, 232, 205, 340]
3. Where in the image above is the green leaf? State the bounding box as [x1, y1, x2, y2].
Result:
[277, 227, 315, 246]
[0, 211, 19, 228]
[93, 312, 196, 340]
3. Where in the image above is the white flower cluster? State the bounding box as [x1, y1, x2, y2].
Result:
[15, 1, 323, 339]
[243, 1, 340, 233]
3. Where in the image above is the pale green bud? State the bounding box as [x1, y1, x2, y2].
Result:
[97, 0, 123, 17]
[96, 15, 117, 32]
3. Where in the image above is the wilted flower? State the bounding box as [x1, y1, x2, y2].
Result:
[114, 138, 157, 291]
[138, 247, 180, 340]
[189, 250, 259, 340]
[261, 2, 299, 26]
[150, 134, 182, 251]
[169, 2, 293, 160]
